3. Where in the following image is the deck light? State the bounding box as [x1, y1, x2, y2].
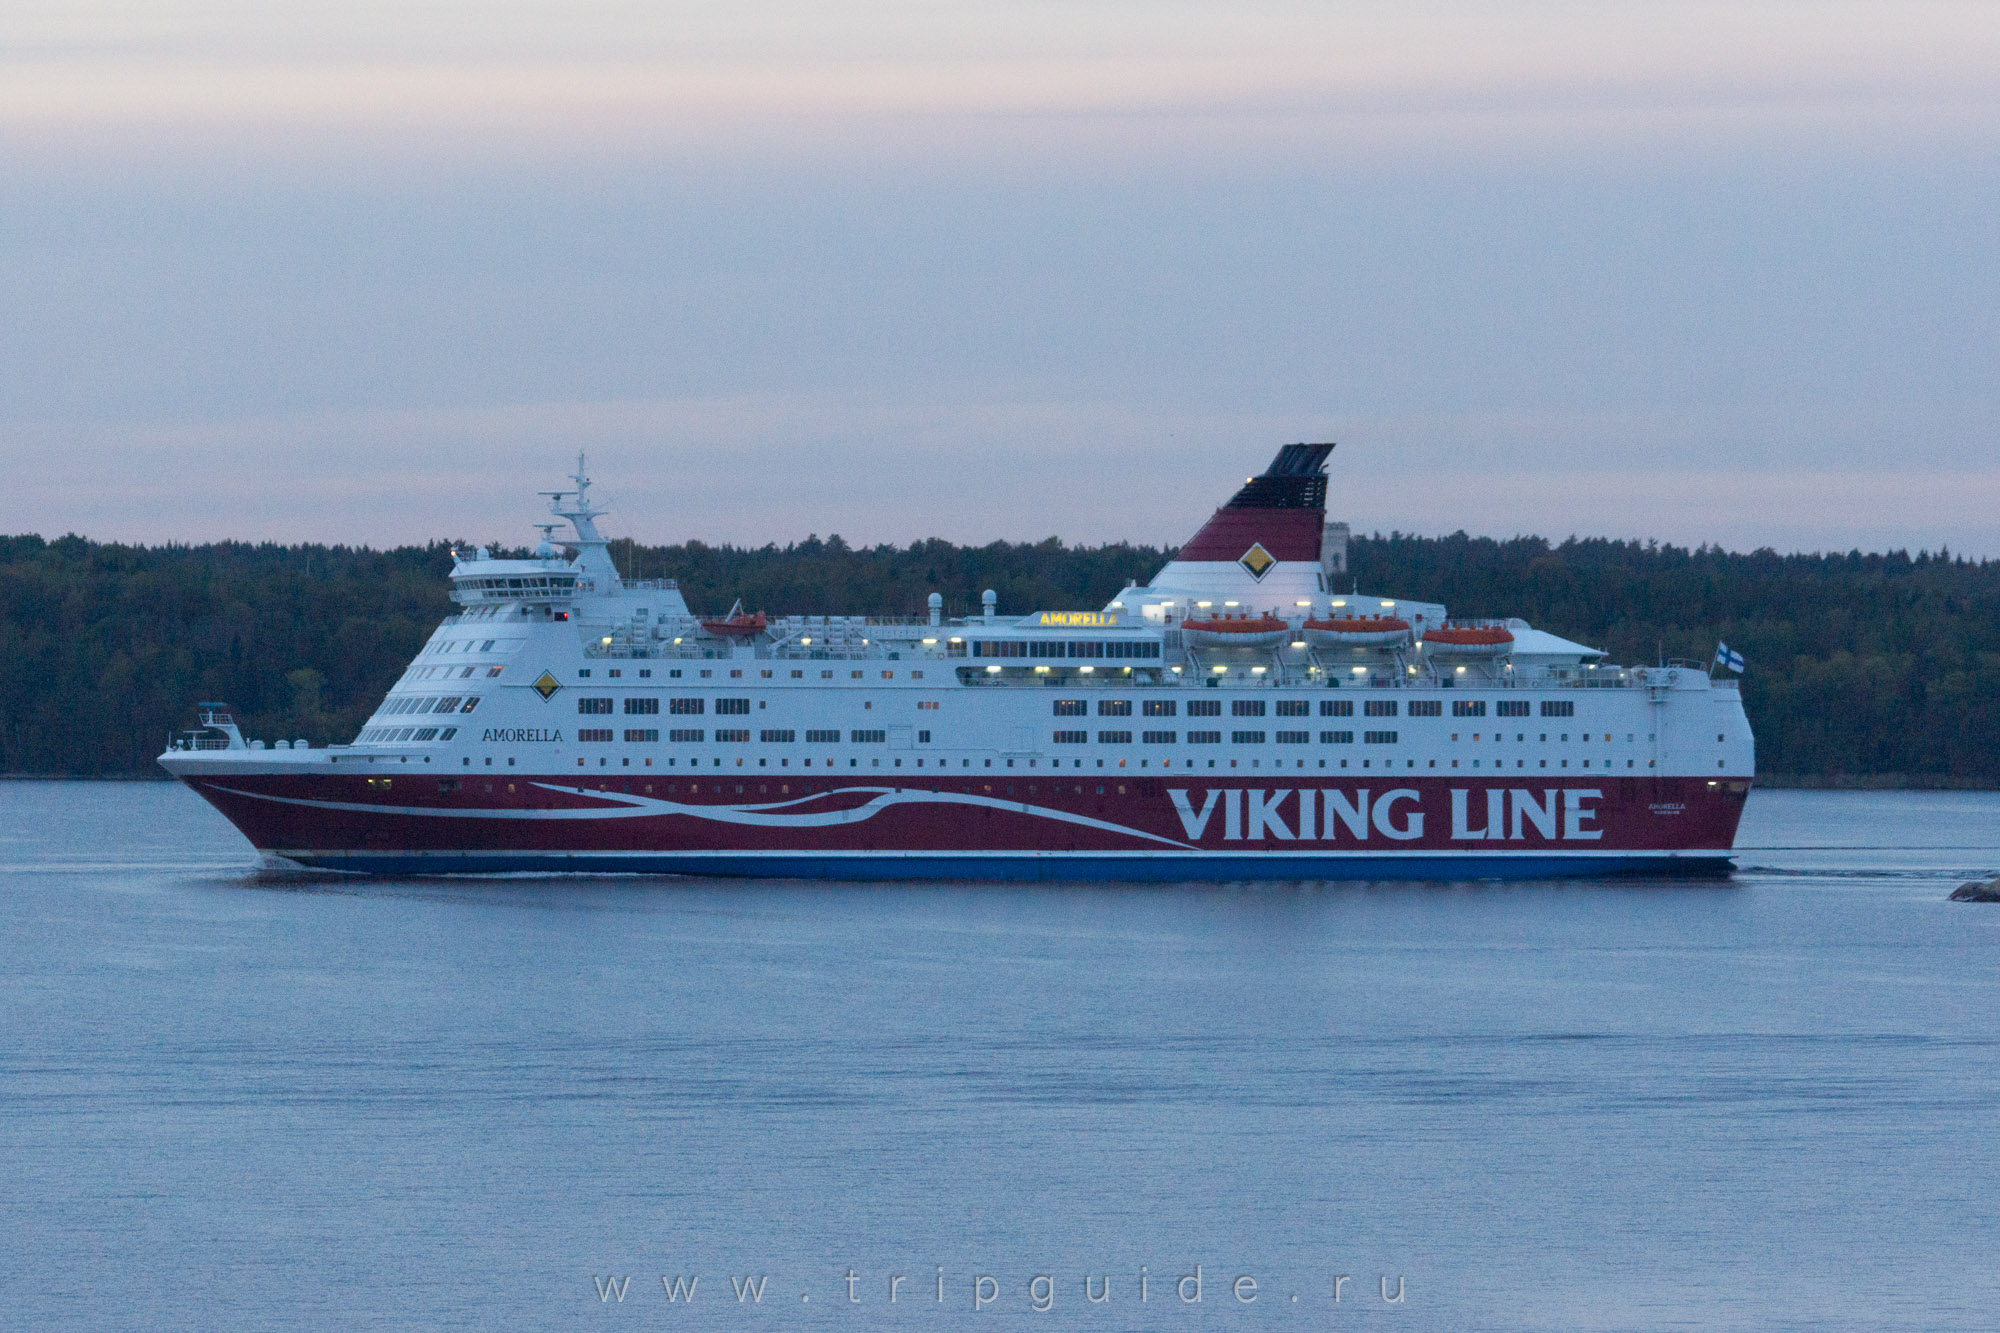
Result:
[1331, 599, 1347, 607]
[1196, 601, 1213, 608]
[1034, 665, 1049, 673]
[1251, 666, 1267, 674]
[800, 636, 812, 644]
[1295, 600, 1311, 606]
[1079, 665, 1094, 674]
[922, 638, 937, 645]
[1290, 640, 1307, 649]
[1213, 665, 1228, 674]
[986, 665, 1002, 673]
[1352, 666, 1367, 675]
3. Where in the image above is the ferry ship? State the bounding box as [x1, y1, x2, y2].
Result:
[159, 446, 1753, 879]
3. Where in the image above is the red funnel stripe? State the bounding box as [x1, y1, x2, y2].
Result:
[1176, 507, 1322, 562]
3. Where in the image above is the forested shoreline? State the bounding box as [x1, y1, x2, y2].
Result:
[2, 531, 1995, 780]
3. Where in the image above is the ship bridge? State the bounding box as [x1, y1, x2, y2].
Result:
[448, 552, 582, 606]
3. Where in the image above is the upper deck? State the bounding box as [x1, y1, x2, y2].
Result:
[426, 448, 1734, 703]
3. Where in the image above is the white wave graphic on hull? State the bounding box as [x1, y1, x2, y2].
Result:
[205, 783, 1195, 850]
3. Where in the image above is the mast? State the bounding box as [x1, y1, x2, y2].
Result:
[538, 452, 620, 583]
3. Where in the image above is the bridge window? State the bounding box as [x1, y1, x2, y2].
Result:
[577, 698, 612, 715]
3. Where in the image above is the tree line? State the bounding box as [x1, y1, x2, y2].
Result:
[0, 530, 1994, 780]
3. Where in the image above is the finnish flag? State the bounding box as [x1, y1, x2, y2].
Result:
[1714, 643, 1745, 674]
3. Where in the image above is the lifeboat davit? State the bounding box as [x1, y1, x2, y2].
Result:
[1302, 615, 1411, 649]
[701, 601, 768, 639]
[1420, 625, 1514, 656]
[1181, 614, 1290, 650]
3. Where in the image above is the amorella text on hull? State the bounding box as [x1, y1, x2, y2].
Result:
[161, 446, 1754, 879]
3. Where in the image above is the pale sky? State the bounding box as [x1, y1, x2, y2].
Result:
[3, 2, 1997, 554]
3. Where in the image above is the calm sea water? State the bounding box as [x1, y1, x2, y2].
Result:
[3, 782, 1998, 1332]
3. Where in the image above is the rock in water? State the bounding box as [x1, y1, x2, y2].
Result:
[1950, 879, 2000, 902]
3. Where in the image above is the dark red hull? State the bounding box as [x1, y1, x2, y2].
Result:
[175, 769, 1748, 880]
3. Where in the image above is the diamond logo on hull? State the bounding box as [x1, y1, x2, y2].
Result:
[532, 671, 563, 700]
[1238, 542, 1276, 580]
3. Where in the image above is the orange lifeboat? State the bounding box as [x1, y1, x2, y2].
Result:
[1302, 615, 1411, 649]
[701, 601, 768, 639]
[1420, 625, 1514, 656]
[1181, 613, 1290, 649]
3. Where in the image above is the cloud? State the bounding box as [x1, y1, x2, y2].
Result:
[3, 2, 1996, 166]
[14, 393, 1998, 556]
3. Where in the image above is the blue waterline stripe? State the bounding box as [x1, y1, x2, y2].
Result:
[266, 849, 1735, 881]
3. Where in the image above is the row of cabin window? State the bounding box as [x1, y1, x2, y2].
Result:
[581, 668, 927, 681]
[1057, 729, 1392, 745]
[974, 641, 1162, 659]
[381, 695, 481, 716]
[1053, 698, 1573, 719]
[359, 725, 459, 743]
[576, 697, 751, 715]
[580, 728, 911, 744]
